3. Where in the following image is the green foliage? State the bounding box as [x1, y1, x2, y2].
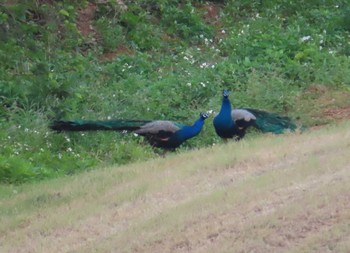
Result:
[1, 0, 350, 184]
[161, 2, 214, 41]
[95, 17, 124, 52]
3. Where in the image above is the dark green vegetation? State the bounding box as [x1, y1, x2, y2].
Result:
[1, 0, 350, 184]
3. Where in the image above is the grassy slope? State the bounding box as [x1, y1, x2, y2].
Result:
[1, 120, 350, 252]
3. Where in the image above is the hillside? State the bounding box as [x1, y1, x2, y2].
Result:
[1, 0, 350, 183]
[1, 121, 350, 252]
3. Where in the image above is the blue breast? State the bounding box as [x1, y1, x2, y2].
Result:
[213, 97, 235, 138]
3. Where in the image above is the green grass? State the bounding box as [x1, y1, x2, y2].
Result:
[1, 0, 350, 183]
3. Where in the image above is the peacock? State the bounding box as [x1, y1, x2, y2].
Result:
[50, 112, 209, 150]
[213, 90, 296, 140]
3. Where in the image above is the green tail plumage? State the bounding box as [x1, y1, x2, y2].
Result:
[50, 119, 151, 132]
[245, 108, 297, 134]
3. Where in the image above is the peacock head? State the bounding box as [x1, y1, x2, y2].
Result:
[223, 89, 230, 98]
[200, 112, 210, 120]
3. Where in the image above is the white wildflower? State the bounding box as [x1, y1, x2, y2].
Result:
[300, 36, 311, 42]
[200, 62, 209, 68]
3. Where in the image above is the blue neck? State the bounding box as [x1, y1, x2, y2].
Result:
[171, 117, 205, 144]
[220, 97, 232, 118]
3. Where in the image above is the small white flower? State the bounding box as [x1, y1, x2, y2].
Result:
[67, 147, 72, 152]
[186, 82, 192, 87]
[200, 82, 206, 87]
[107, 116, 111, 120]
[300, 36, 311, 42]
[221, 29, 226, 34]
[200, 62, 209, 68]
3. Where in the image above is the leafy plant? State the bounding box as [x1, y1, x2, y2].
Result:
[1, 0, 350, 184]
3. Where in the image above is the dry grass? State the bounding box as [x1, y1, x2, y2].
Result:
[1, 121, 350, 253]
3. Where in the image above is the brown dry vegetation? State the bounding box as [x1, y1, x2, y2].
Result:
[1, 121, 350, 253]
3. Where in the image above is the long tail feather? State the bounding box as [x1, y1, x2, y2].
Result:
[50, 119, 151, 132]
[243, 108, 297, 134]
